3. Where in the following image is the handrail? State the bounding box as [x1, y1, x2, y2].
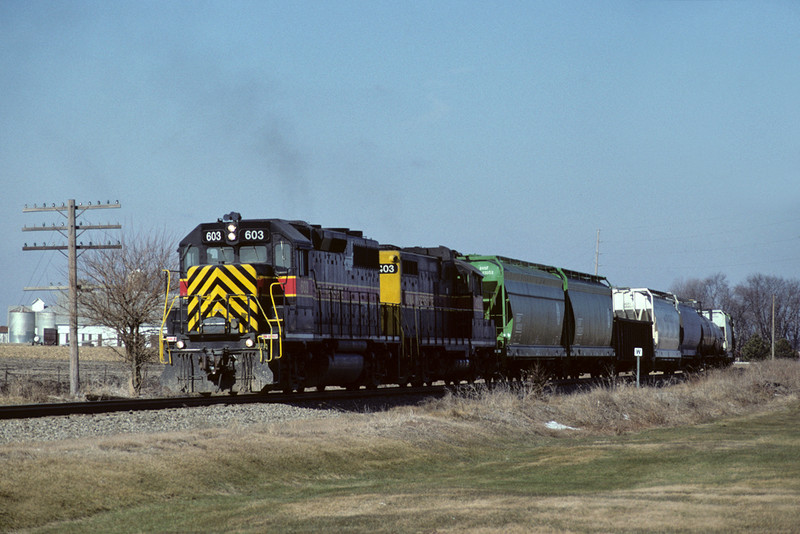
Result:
[160, 271, 286, 365]
[159, 269, 179, 365]
[252, 282, 285, 363]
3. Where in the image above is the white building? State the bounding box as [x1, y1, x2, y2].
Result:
[3, 297, 160, 347]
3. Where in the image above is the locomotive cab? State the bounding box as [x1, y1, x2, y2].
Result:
[161, 215, 311, 393]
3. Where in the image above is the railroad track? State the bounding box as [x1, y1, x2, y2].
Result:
[0, 385, 448, 421]
[0, 370, 692, 421]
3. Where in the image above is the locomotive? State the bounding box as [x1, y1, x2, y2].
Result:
[159, 213, 734, 393]
[160, 213, 496, 393]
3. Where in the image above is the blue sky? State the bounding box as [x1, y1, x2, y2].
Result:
[2, 0, 799, 317]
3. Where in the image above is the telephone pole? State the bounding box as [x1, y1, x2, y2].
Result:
[23, 200, 121, 397]
[771, 294, 776, 360]
[594, 229, 601, 276]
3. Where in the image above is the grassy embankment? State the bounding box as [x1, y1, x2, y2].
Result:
[1, 359, 799, 533]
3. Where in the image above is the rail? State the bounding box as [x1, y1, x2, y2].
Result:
[0, 385, 448, 420]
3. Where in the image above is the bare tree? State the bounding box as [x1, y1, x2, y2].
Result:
[733, 274, 800, 352]
[671, 272, 800, 355]
[77, 230, 176, 394]
[670, 272, 731, 309]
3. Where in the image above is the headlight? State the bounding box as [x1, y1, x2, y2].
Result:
[176, 340, 186, 349]
[245, 338, 255, 348]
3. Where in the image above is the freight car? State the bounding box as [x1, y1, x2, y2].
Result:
[459, 255, 665, 379]
[612, 288, 732, 373]
[160, 213, 496, 393]
[159, 212, 734, 393]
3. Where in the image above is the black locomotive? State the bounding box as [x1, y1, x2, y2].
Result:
[160, 213, 496, 393]
[160, 213, 734, 393]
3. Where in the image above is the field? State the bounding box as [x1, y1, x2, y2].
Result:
[1, 356, 799, 533]
[0, 345, 162, 401]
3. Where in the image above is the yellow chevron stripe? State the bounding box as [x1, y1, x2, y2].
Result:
[185, 265, 259, 332]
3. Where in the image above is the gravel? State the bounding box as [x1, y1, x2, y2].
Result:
[0, 402, 344, 444]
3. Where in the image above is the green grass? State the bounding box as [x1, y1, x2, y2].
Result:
[7, 400, 799, 534]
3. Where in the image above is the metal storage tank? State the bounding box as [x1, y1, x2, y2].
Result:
[35, 310, 56, 344]
[8, 306, 36, 344]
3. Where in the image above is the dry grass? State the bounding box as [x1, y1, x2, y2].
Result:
[1, 360, 799, 532]
[0, 344, 162, 402]
[423, 360, 800, 436]
[0, 344, 122, 362]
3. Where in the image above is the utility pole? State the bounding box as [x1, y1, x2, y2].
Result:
[23, 200, 121, 397]
[771, 294, 776, 360]
[594, 229, 600, 276]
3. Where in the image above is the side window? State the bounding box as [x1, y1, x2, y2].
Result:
[182, 245, 200, 272]
[299, 249, 309, 276]
[275, 241, 292, 271]
[207, 247, 234, 264]
[240, 245, 268, 263]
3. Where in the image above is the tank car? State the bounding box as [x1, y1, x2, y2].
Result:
[612, 288, 682, 373]
[613, 289, 733, 373]
[676, 299, 704, 371]
[160, 213, 495, 393]
[701, 309, 736, 367]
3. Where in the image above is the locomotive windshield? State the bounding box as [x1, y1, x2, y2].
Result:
[207, 246, 235, 264]
[240, 245, 268, 263]
[179, 243, 271, 272]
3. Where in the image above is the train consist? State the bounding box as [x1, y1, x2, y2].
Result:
[159, 213, 734, 393]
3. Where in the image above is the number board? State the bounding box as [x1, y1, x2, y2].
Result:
[239, 229, 268, 242]
[202, 228, 268, 243]
[379, 263, 398, 274]
[203, 229, 225, 243]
